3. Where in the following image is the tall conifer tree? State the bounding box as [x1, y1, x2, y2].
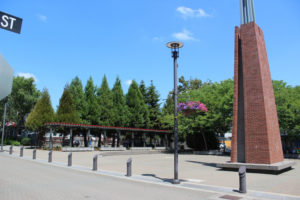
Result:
[139, 80, 147, 102]
[126, 80, 149, 128]
[69, 76, 86, 123]
[83, 77, 100, 125]
[97, 75, 113, 126]
[146, 80, 161, 129]
[57, 85, 80, 123]
[112, 77, 129, 127]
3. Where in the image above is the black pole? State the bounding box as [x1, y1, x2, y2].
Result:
[173, 50, 180, 184]
[70, 128, 73, 147]
[49, 128, 53, 150]
[167, 41, 183, 185]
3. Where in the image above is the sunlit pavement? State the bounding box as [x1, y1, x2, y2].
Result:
[1, 146, 300, 200]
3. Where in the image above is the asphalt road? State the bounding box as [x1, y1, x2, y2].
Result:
[0, 154, 220, 200]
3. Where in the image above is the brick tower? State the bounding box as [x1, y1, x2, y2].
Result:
[230, 0, 284, 164]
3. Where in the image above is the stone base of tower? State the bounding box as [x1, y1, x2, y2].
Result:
[216, 160, 295, 174]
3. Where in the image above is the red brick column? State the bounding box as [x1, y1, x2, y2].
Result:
[231, 22, 284, 164]
[231, 27, 240, 163]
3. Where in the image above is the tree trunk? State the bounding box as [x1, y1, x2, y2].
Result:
[112, 133, 115, 147]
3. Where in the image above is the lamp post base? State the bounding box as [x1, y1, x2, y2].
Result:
[173, 179, 180, 184]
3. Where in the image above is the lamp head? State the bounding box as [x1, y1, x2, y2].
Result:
[166, 42, 183, 59]
[166, 42, 184, 49]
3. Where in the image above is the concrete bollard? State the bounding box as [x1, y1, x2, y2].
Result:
[92, 155, 98, 171]
[20, 146, 24, 157]
[68, 153, 72, 167]
[33, 149, 36, 160]
[48, 151, 52, 163]
[9, 146, 13, 155]
[126, 158, 132, 177]
[239, 166, 247, 193]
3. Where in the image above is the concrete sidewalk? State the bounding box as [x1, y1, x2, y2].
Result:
[0, 154, 221, 200]
[3, 146, 300, 199]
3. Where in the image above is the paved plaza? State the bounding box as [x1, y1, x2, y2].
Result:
[1, 146, 300, 200]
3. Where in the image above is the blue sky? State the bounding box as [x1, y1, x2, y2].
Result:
[1, 0, 299, 109]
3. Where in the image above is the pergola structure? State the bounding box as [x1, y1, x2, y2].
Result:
[45, 122, 170, 149]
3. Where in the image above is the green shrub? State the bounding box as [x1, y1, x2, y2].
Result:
[21, 138, 31, 146]
[7, 140, 21, 146]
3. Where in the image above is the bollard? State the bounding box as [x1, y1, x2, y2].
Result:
[48, 151, 52, 163]
[126, 158, 132, 177]
[9, 146, 13, 155]
[20, 146, 24, 157]
[92, 155, 98, 171]
[33, 149, 36, 160]
[239, 166, 247, 193]
[68, 153, 72, 167]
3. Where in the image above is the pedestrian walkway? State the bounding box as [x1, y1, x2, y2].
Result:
[2, 146, 300, 200]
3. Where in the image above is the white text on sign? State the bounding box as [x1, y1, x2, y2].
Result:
[0, 11, 22, 34]
[1, 15, 17, 30]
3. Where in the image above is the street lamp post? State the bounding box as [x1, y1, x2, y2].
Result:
[167, 41, 183, 184]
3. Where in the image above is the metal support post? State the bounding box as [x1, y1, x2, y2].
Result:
[131, 132, 134, 147]
[87, 129, 91, 147]
[68, 153, 72, 167]
[239, 166, 247, 193]
[33, 149, 36, 160]
[166, 42, 183, 185]
[70, 128, 73, 147]
[117, 131, 120, 147]
[98, 132, 101, 148]
[48, 151, 52, 163]
[165, 134, 168, 148]
[112, 133, 116, 147]
[93, 155, 98, 171]
[143, 133, 146, 147]
[103, 131, 106, 147]
[49, 128, 53, 150]
[173, 51, 180, 184]
[126, 158, 132, 177]
[20, 146, 24, 157]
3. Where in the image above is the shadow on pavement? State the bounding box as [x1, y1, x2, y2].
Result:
[186, 160, 217, 168]
[141, 173, 187, 184]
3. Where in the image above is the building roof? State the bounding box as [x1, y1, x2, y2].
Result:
[45, 122, 170, 134]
